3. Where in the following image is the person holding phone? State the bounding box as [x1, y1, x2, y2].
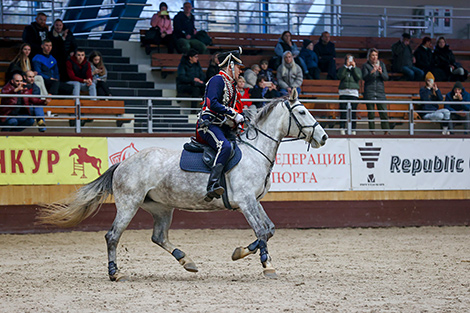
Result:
[249, 75, 279, 108]
[444, 81, 470, 133]
[337, 54, 362, 135]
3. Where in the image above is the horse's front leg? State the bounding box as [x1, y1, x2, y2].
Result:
[235, 201, 277, 278]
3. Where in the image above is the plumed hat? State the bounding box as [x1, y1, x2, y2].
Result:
[218, 47, 244, 68]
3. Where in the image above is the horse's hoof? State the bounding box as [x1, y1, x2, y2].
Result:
[232, 247, 244, 261]
[183, 262, 199, 273]
[109, 271, 129, 282]
[263, 268, 278, 279]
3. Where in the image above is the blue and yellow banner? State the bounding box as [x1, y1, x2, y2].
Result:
[0, 137, 108, 185]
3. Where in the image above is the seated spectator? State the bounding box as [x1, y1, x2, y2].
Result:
[362, 48, 390, 134]
[0, 73, 48, 132]
[24, 70, 51, 131]
[32, 39, 72, 95]
[176, 49, 205, 108]
[277, 51, 303, 96]
[244, 64, 260, 89]
[48, 19, 77, 82]
[249, 75, 280, 108]
[314, 31, 337, 80]
[419, 72, 452, 135]
[6, 43, 48, 96]
[337, 54, 362, 135]
[147, 2, 175, 54]
[299, 39, 320, 80]
[173, 2, 207, 54]
[22, 12, 49, 59]
[66, 49, 97, 99]
[434, 37, 468, 82]
[235, 76, 252, 113]
[414, 37, 434, 76]
[259, 59, 277, 86]
[444, 81, 470, 133]
[205, 53, 219, 83]
[274, 31, 308, 76]
[391, 33, 424, 81]
[89, 51, 112, 97]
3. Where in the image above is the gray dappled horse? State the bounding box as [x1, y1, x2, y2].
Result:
[38, 89, 328, 280]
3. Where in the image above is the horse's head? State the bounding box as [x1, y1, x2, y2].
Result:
[69, 148, 79, 157]
[283, 89, 328, 148]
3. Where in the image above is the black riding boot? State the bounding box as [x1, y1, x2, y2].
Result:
[204, 163, 225, 202]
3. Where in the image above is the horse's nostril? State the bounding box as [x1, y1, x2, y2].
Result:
[322, 134, 328, 142]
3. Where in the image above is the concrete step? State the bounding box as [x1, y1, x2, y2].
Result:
[83, 47, 121, 57]
[108, 72, 146, 81]
[108, 80, 154, 88]
[107, 63, 138, 72]
[102, 56, 130, 64]
[76, 39, 114, 49]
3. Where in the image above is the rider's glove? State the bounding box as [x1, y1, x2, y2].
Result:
[234, 113, 245, 124]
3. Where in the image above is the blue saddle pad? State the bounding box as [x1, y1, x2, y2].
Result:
[180, 145, 242, 173]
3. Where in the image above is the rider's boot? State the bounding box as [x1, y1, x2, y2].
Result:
[204, 163, 225, 202]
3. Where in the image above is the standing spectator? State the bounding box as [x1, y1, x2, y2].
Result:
[362, 48, 391, 134]
[444, 81, 470, 133]
[259, 59, 277, 86]
[414, 37, 434, 76]
[89, 51, 112, 97]
[337, 54, 362, 135]
[249, 75, 279, 109]
[176, 49, 205, 108]
[391, 33, 424, 81]
[0, 73, 47, 132]
[22, 12, 49, 59]
[205, 53, 219, 83]
[419, 72, 452, 135]
[277, 51, 303, 96]
[48, 19, 77, 82]
[433, 37, 468, 82]
[243, 64, 260, 89]
[173, 2, 207, 54]
[314, 31, 337, 80]
[148, 2, 175, 54]
[274, 31, 308, 76]
[299, 39, 320, 80]
[6, 43, 48, 96]
[235, 76, 252, 112]
[66, 49, 97, 99]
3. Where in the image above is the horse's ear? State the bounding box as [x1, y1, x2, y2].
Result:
[289, 88, 298, 101]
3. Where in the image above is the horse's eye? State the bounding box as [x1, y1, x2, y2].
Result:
[299, 111, 306, 115]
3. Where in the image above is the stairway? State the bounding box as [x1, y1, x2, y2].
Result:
[76, 39, 194, 132]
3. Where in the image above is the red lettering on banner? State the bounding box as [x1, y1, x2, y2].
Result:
[300, 153, 306, 165]
[338, 153, 346, 164]
[308, 154, 316, 165]
[292, 153, 299, 165]
[11, 150, 24, 173]
[47, 150, 60, 173]
[328, 154, 336, 165]
[0, 150, 5, 173]
[309, 172, 318, 183]
[317, 154, 327, 166]
[272, 172, 280, 183]
[30, 150, 43, 174]
[281, 172, 292, 183]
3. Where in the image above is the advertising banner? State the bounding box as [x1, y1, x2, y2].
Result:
[350, 138, 470, 190]
[0, 136, 108, 185]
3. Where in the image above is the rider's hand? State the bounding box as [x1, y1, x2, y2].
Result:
[234, 113, 244, 124]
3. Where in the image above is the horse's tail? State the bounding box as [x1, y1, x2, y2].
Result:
[37, 163, 120, 228]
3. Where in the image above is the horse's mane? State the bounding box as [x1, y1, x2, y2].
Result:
[251, 96, 288, 126]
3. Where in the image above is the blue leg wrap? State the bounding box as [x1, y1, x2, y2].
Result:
[108, 261, 118, 276]
[248, 239, 260, 252]
[258, 240, 269, 263]
[172, 248, 186, 261]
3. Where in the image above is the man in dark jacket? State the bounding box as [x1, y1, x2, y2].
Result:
[391, 33, 424, 81]
[173, 2, 206, 54]
[22, 13, 49, 59]
[445, 81, 470, 133]
[176, 49, 205, 107]
[66, 49, 97, 99]
[414, 37, 434, 75]
[313, 31, 337, 80]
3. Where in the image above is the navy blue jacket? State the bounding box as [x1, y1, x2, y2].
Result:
[202, 74, 237, 119]
[173, 12, 195, 40]
[32, 53, 60, 80]
[313, 39, 336, 62]
[419, 87, 443, 111]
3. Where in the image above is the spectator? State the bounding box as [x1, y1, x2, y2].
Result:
[259, 59, 277, 86]
[274, 31, 308, 76]
[48, 19, 77, 82]
[277, 51, 303, 96]
[148, 2, 175, 54]
[66, 49, 97, 99]
[419, 72, 452, 135]
[444, 81, 470, 133]
[314, 31, 337, 80]
[249, 75, 280, 108]
[173, 2, 207, 54]
[0, 73, 48, 132]
[6, 43, 48, 96]
[32, 39, 72, 95]
[433, 37, 468, 82]
[235, 76, 252, 112]
[205, 53, 219, 83]
[391, 33, 424, 81]
[22, 12, 49, 59]
[362, 48, 391, 134]
[299, 39, 320, 80]
[414, 37, 434, 76]
[337, 54, 362, 135]
[89, 51, 112, 97]
[176, 49, 205, 108]
[24, 70, 50, 131]
[243, 64, 260, 89]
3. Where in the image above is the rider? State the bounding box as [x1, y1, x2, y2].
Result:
[196, 48, 245, 202]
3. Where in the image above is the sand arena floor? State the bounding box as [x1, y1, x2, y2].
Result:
[1, 227, 470, 312]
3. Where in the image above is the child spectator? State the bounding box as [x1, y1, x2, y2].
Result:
[277, 51, 303, 96]
[235, 76, 252, 112]
[259, 59, 277, 86]
[176, 49, 205, 108]
[22, 12, 49, 59]
[299, 39, 320, 79]
[444, 81, 470, 133]
[434, 37, 468, 82]
[66, 49, 97, 99]
[337, 54, 362, 135]
[48, 19, 77, 82]
[148, 2, 175, 54]
[314, 31, 337, 80]
[243, 64, 260, 89]
[89, 51, 112, 97]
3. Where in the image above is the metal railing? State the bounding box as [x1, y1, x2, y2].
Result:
[0, 94, 468, 136]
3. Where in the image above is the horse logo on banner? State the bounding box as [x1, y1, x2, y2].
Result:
[69, 145, 102, 178]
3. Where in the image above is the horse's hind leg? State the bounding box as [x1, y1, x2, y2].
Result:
[146, 204, 198, 273]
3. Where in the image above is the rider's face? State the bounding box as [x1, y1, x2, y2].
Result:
[230, 64, 241, 80]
